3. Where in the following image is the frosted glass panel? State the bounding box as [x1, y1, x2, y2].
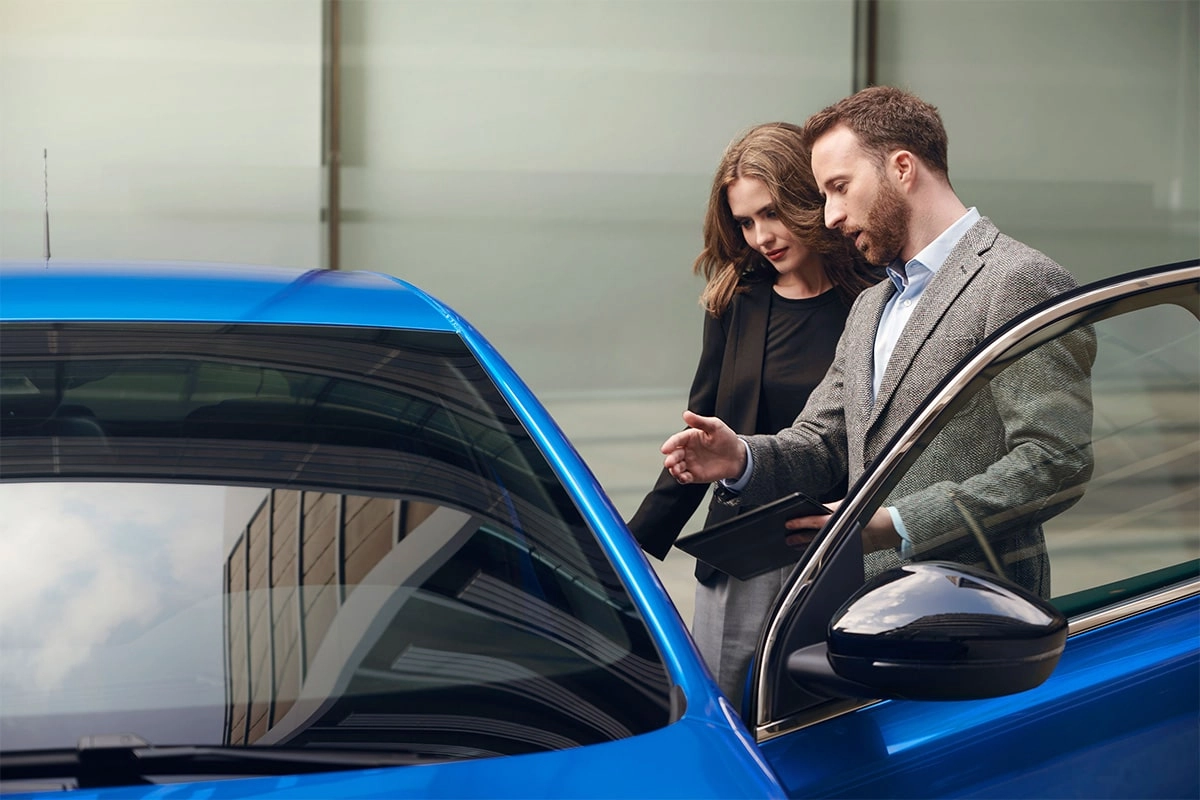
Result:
[874, 0, 1199, 282]
[0, 0, 323, 267]
[338, 0, 857, 396]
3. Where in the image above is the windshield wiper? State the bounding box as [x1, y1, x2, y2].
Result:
[1, 734, 439, 789]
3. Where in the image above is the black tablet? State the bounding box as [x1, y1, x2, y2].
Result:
[673, 491, 833, 581]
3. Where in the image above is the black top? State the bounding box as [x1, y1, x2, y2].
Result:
[628, 279, 853, 567]
[758, 289, 847, 436]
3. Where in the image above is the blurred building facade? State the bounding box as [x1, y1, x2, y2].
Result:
[223, 488, 435, 744]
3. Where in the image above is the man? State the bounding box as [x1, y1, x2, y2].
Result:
[662, 86, 1094, 596]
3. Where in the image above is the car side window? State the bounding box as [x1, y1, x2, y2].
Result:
[877, 288, 1198, 616]
[1045, 298, 1199, 614]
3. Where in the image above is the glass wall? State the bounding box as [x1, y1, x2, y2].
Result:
[873, 0, 1198, 282]
[337, 0, 856, 394]
[0, 0, 323, 267]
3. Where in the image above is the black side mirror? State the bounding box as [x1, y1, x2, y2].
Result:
[787, 561, 1067, 701]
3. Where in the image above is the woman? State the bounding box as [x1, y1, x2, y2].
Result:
[627, 122, 877, 710]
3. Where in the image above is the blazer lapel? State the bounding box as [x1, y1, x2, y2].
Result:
[717, 280, 771, 433]
[869, 219, 997, 429]
[846, 282, 892, 434]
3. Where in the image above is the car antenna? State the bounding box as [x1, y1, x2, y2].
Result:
[43, 147, 52, 266]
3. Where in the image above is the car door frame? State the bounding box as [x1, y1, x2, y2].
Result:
[745, 260, 1200, 794]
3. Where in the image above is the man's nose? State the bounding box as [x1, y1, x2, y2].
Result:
[824, 200, 844, 230]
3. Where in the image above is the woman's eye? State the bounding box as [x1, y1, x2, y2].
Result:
[739, 219, 753, 230]
[765, 209, 778, 219]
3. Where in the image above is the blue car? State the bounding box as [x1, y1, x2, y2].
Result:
[0, 259, 1196, 798]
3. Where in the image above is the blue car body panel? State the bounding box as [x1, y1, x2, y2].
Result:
[27, 711, 783, 800]
[0, 261, 783, 799]
[0, 261, 456, 330]
[758, 594, 1199, 799]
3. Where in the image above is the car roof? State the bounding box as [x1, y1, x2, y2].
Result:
[0, 260, 461, 332]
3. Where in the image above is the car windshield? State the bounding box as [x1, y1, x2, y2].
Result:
[0, 322, 672, 765]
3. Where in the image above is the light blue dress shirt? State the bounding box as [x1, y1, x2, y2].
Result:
[872, 207, 980, 400]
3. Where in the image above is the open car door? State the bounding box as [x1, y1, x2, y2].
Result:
[750, 260, 1199, 799]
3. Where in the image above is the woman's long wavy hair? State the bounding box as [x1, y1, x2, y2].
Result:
[695, 122, 876, 316]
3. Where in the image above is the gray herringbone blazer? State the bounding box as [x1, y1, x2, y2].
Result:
[737, 217, 1095, 596]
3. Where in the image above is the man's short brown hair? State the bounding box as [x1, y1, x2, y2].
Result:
[801, 86, 950, 178]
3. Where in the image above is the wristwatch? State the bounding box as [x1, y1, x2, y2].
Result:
[712, 481, 742, 507]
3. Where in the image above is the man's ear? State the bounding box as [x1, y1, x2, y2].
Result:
[890, 150, 916, 188]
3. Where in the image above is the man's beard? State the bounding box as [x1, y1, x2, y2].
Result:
[857, 180, 909, 266]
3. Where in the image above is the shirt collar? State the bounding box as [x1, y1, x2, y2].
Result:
[886, 207, 981, 289]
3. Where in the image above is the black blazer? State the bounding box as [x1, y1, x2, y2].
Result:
[627, 280, 776, 580]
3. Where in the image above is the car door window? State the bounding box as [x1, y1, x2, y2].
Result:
[872, 281, 1198, 616]
[1046, 300, 1199, 615]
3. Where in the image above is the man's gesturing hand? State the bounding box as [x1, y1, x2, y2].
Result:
[661, 411, 747, 485]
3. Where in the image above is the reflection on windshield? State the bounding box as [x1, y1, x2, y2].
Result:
[0, 483, 227, 747]
[0, 322, 672, 760]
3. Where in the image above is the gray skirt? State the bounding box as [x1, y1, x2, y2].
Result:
[691, 562, 795, 714]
